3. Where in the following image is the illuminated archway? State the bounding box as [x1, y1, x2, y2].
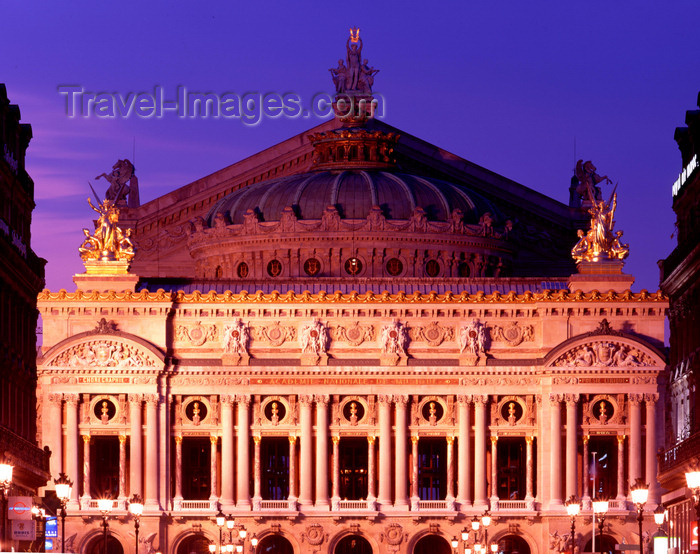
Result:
[176, 535, 212, 554]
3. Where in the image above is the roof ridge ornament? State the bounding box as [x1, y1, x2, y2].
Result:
[329, 28, 379, 125]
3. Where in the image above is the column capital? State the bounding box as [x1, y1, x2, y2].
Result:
[644, 393, 659, 405]
[48, 393, 63, 404]
[565, 393, 580, 405]
[235, 394, 251, 406]
[629, 393, 644, 405]
[395, 395, 409, 407]
[119, 434, 127, 444]
[525, 436, 534, 445]
[174, 435, 182, 445]
[332, 436, 340, 445]
[446, 436, 455, 445]
[314, 394, 330, 406]
[549, 393, 564, 405]
[617, 434, 626, 444]
[289, 435, 297, 445]
[583, 434, 590, 444]
[220, 395, 235, 406]
[128, 393, 143, 405]
[82, 434, 90, 443]
[367, 435, 376, 445]
[253, 436, 261, 445]
[377, 395, 393, 406]
[474, 395, 489, 406]
[64, 393, 79, 405]
[490, 435, 498, 444]
[144, 394, 159, 406]
[299, 395, 314, 406]
[210, 435, 218, 445]
[411, 435, 419, 445]
[457, 394, 472, 405]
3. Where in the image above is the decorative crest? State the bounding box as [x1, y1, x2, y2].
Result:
[79, 197, 135, 263]
[571, 187, 629, 263]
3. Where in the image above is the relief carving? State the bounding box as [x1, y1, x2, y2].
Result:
[51, 341, 156, 368]
[175, 321, 218, 346]
[491, 321, 534, 347]
[335, 321, 374, 346]
[553, 341, 654, 367]
[223, 319, 249, 355]
[255, 322, 296, 347]
[411, 321, 454, 347]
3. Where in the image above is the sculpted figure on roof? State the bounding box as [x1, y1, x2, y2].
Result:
[79, 198, 135, 262]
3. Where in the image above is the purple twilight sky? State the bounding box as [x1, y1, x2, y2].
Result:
[4, 1, 697, 292]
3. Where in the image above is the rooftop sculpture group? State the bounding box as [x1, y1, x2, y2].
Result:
[330, 28, 379, 94]
[79, 197, 135, 263]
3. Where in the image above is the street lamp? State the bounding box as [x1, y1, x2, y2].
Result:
[490, 544, 498, 554]
[481, 512, 492, 550]
[209, 543, 216, 554]
[685, 469, 700, 550]
[461, 528, 470, 542]
[452, 537, 459, 553]
[226, 515, 235, 544]
[0, 462, 12, 552]
[593, 499, 609, 554]
[566, 495, 581, 554]
[653, 506, 668, 554]
[97, 497, 114, 554]
[129, 494, 144, 554]
[630, 478, 649, 554]
[54, 472, 73, 553]
[250, 535, 258, 553]
[215, 510, 226, 551]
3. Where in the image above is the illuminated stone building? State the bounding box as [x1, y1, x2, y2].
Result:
[36, 38, 668, 554]
[0, 84, 51, 547]
[658, 92, 700, 554]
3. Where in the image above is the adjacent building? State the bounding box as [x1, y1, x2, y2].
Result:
[35, 39, 668, 554]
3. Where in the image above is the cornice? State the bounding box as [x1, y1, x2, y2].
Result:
[38, 288, 668, 304]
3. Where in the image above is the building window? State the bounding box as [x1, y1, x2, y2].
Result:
[425, 259, 440, 277]
[182, 437, 211, 500]
[339, 437, 368, 500]
[267, 259, 282, 277]
[262, 437, 289, 500]
[215, 265, 223, 278]
[418, 438, 446, 500]
[386, 258, 403, 276]
[90, 436, 120, 498]
[496, 437, 526, 500]
[588, 436, 617, 499]
[335, 535, 373, 554]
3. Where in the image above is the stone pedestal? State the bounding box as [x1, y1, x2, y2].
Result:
[74, 260, 138, 292]
[568, 260, 634, 293]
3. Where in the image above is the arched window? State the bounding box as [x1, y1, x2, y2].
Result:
[413, 535, 451, 554]
[495, 535, 531, 554]
[256, 534, 293, 554]
[336, 535, 372, 554]
[176, 535, 212, 554]
[85, 535, 124, 554]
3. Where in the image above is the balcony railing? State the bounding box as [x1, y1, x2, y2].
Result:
[417, 500, 448, 510]
[88, 499, 119, 510]
[497, 500, 528, 510]
[180, 500, 213, 510]
[659, 430, 700, 474]
[259, 500, 289, 510]
[337, 500, 368, 510]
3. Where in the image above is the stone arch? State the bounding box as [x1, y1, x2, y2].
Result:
[254, 531, 297, 554]
[583, 533, 618, 554]
[491, 530, 536, 554]
[40, 328, 165, 369]
[80, 529, 126, 554]
[171, 530, 217, 554]
[544, 331, 665, 369]
[408, 531, 452, 554]
[328, 529, 379, 554]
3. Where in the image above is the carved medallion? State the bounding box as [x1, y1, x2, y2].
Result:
[256, 322, 296, 347]
[491, 321, 534, 347]
[335, 322, 374, 346]
[176, 321, 218, 346]
[413, 321, 454, 347]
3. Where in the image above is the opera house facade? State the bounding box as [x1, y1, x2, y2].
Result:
[35, 35, 667, 554]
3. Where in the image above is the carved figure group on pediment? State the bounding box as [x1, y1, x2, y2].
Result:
[52, 340, 154, 368]
[553, 341, 651, 367]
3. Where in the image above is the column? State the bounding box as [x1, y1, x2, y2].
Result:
[582, 435, 590, 503]
[446, 436, 455, 501]
[288, 435, 297, 501]
[377, 396, 393, 506]
[490, 435, 498, 504]
[81, 435, 90, 503]
[145, 394, 159, 509]
[331, 436, 340, 507]
[549, 394, 563, 508]
[118, 435, 127, 500]
[411, 436, 419, 503]
[220, 396, 235, 508]
[617, 435, 626, 500]
[236, 395, 251, 508]
[49, 394, 63, 476]
[395, 396, 409, 508]
[253, 436, 261, 505]
[367, 436, 376, 503]
[525, 436, 534, 501]
[628, 394, 643, 489]
[174, 436, 183, 501]
[129, 394, 143, 496]
[457, 396, 471, 507]
[65, 394, 80, 506]
[474, 395, 488, 509]
[315, 396, 330, 509]
[298, 396, 314, 507]
[566, 394, 579, 499]
[210, 436, 218, 501]
[645, 394, 659, 503]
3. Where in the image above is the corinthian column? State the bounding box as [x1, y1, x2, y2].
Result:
[81, 435, 91, 504]
[447, 436, 455, 502]
[118, 435, 127, 501]
[490, 435, 498, 505]
[298, 396, 314, 507]
[473, 395, 488, 510]
[288, 435, 297, 501]
[457, 395, 471, 508]
[315, 395, 330, 509]
[395, 396, 409, 509]
[645, 394, 659, 503]
[65, 394, 80, 507]
[129, 394, 143, 496]
[210, 436, 218, 502]
[220, 396, 235, 509]
[525, 436, 534, 501]
[410, 436, 419, 507]
[549, 394, 563, 509]
[628, 394, 643, 491]
[565, 394, 579, 499]
[367, 436, 376, 504]
[145, 394, 160, 510]
[377, 395, 393, 507]
[617, 435, 626, 500]
[49, 394, 63, 477]
[582, 435, 590, 507]
[253, 436, 261, 506]
[331, 436, 340, 508]
[174, 436, 183, 502]
[236, 395, 251, 509]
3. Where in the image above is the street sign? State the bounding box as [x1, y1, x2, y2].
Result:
[46, 538, 54, 551]
[7, 496, 33, 520]
[12, 519, 36, 541]
[45, 516, 58, 538]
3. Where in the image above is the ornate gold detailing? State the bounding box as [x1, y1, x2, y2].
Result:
[39, 288, 668, 304]
[79, 198, 135, 262]
[572, 188, 629, 263]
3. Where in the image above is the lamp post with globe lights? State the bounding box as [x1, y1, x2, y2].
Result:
[54, 472, 73, 553]
[592, 499, 609, 554]
[452, 537, 459, 554]
[215, 510, 226, 551]
[250, 535, 258, 553]
[0, 462, 12, 552]
[97, 497, 114, 554]
[630, 478, 649, 554]
[566, 496, 581, 554]
[685, 470, 700, 550]
[129, 494, 144, 554]
[481, 512, 492, 551]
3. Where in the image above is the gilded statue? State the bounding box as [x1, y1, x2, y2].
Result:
[79, 198, 135, 262]
[329, 28, 379, 94]
[571, 188, 629, 263]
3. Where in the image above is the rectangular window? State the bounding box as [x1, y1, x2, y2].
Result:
[90, 436, 120, 498]
[262, 437, 289, 500]
[182, 437, 211, 500]
[496, 437, 526, 500]
[588, 436, 617, 499]
[418, 438, 446, 500]
[339, 437, 368, 500]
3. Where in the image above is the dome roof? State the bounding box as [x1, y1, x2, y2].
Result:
[206, 170, 502, 226]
